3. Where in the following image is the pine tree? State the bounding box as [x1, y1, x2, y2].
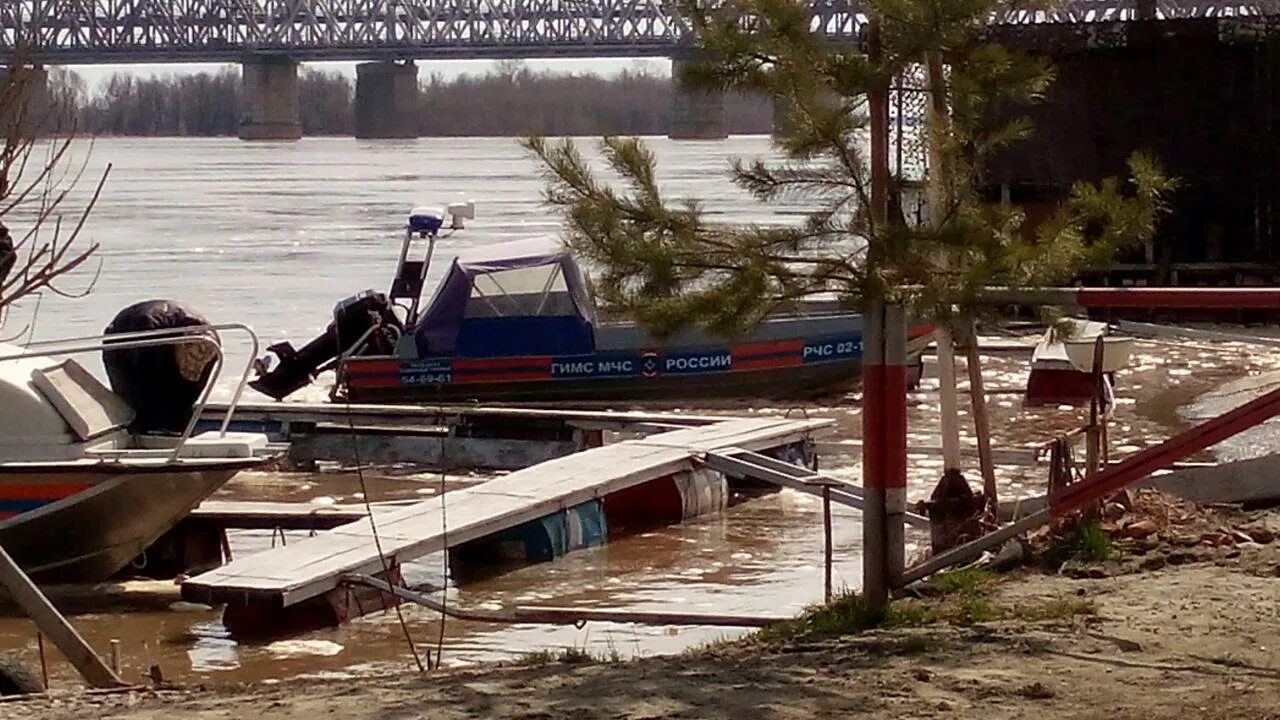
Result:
[524, 0, 1173, 497]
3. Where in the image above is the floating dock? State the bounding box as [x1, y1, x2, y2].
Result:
[182, 416, 830, 634]
[199, 401, 739, 470]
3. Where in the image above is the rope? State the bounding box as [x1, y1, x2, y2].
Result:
[336, 321, 426, 673]
[434, 423, 448, 669]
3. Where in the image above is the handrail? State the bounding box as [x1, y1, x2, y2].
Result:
[0, 323, 260, 462]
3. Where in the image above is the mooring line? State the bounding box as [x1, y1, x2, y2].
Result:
[434, 417, 449, 670]
[336, 324, 426, 673]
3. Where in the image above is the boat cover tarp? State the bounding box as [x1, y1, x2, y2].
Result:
[413, 236, 596, 356]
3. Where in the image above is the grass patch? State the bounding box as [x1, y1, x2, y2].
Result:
[683, 634, 741, 656]
[516, 649, 558, 667]
[1042, 518, 1115, 567]
[753, 567, 1096, 645]
[515, 643, 618, 666]
[557, 646, 594, 664]
[756, 592, 890, 643]
[756, 570, 1000, 643]
[929, 568, 996, 595]
[1009, 597, 1097, 622]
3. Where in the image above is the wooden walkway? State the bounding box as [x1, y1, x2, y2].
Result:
[182, 417, 831, 608]
[202, 400, 735, 432]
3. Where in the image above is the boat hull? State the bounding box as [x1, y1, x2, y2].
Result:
[0, 463, 251, 584]
[340, 330, 933, 405]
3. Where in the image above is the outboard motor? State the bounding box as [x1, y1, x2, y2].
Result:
[102, 300, 218, 434]
[249, 290, 402, 401]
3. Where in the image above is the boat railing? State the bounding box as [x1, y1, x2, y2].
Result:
[0, 323, 260, 462]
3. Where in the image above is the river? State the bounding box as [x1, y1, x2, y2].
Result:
[8, 135, 809, 385]
[0, 135, 881, 688]
[0, 136, 1268, 691]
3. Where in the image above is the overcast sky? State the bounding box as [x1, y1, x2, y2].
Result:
[65, 57, 668, 89]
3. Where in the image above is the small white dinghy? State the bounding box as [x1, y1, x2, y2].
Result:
[1026, 319, 1131, 406]
[0, 325, 269, 583]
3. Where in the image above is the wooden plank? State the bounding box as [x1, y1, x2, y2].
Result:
[0, 545, 127, 689]
[203, 401, 735, 432]
[184, 417, 831, 607]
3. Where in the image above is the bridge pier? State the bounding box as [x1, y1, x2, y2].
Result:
[355, 61, 420, 139]
[239, 56, 301, 141]
[669, 57, 727, 140]
[0, 66, 49, 136]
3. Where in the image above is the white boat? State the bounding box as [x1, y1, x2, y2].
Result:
[1025, 319, 1109, 406]
[0, 324, 269, 584]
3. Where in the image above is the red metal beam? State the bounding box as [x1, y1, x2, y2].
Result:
[1051, 382, 1280, 517]
[977, 286, 1280, 310]
[1075, 287, 1280, 310]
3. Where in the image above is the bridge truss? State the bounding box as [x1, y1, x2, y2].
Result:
[0, 1, 1276, 65]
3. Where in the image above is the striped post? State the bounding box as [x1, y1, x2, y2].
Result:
[861, 299, 888, 608]
[883, 303, 908, 585]
[863, 300, 909, 610]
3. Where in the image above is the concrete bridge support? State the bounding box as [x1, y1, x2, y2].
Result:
[669, 57, 726, 140]
[239, 56, 301, 141]
[772, 94, 793, 138]
[355, 61, 420, 139]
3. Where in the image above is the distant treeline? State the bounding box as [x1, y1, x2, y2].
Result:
[47, 64, 772, 137]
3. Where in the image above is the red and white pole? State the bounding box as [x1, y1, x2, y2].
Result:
[883, 303, 908, 586]
[862, 301, 908, 608]
[862, 299, 888, 608]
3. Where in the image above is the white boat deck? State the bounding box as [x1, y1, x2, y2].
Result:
[182, 417, 832, 607]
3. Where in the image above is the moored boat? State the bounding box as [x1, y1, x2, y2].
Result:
[0, 325, 269, 583]
[249, 205, 934, 404]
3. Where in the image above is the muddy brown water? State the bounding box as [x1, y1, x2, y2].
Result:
[1, 336, 1276, 690]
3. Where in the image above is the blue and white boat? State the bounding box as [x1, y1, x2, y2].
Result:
[249, 205, 933, 404]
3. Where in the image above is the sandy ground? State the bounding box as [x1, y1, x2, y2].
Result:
[3, 499, 1278, 720]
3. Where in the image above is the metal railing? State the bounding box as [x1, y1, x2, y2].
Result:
[0, 323, 260, 462]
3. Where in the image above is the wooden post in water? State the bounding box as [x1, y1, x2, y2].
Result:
[0, 546, 126, 689]
[822, 486, 833, 603]
[36, 633, 47, 691]
[963, 321, 999, 514]
[1086, 335, 1105, 476]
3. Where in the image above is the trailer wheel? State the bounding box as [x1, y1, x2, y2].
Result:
[0, 656, 42, 695]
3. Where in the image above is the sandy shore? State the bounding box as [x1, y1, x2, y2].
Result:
[3, 496, 1278, 720]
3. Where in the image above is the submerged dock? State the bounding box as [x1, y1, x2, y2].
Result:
[182, 416, 830, 632]
[199, 401, 741, 470]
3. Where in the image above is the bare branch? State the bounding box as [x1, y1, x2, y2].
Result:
[0, 44, 103, 320]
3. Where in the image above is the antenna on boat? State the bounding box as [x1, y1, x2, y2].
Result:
[394, 202, 476, 326]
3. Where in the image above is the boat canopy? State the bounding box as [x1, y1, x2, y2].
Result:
[412, 236, 597, 357]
